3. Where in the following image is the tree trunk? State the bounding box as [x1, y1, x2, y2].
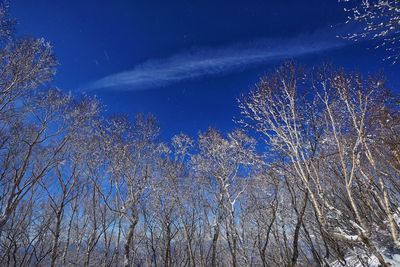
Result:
[123, 218, 138, 267]
[62, 201, 77, 265]
[50, 208, 64, 267]
[210, 225, 219, 267]
[289, 192, 308, 267]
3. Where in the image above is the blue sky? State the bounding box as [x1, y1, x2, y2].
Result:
[10, 0, 400, 139]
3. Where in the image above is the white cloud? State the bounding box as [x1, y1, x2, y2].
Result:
[87, 29, 346, 91]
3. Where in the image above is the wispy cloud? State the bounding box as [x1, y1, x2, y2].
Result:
[87, 28, 347, 91]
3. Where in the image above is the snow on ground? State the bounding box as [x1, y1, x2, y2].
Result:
[331, 254, 400, 267]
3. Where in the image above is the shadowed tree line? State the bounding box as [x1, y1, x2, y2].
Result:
[1, 4, 400, 267]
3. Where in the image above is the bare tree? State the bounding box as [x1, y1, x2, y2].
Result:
[192, 128, 257, 267]
[104, 114, 159, 267]
[239, 62, 399, 266]
[2, 3, 400, 266]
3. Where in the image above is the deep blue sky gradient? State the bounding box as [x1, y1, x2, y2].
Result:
[10, 0, 400, 139]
